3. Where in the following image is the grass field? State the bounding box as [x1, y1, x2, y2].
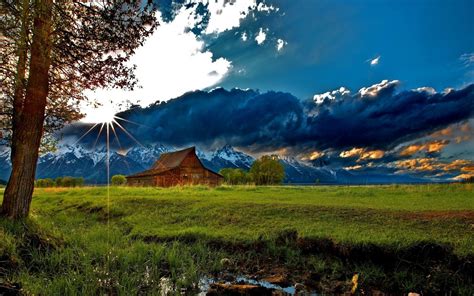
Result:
[1, 184, 473, 295]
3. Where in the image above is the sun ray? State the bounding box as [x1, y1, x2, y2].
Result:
[110, 121, 132, 174]
[70, 115, 148, 279]
[73, 123, 99, 145]
[93, 123, 105, 150]
[114, 116, 153, 129]
[112, 119, 145, 148]
[106, 122, 111, 272]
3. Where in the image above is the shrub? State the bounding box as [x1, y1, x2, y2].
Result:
[111, 175, 127, 186]
[219, 168, 252, 185]
[75, 177, 85, 187]
[61, 176, 75, 187]
[42, 176, 85, 187]
[55, 177, 63, 187]
[250, 155, 285, 185]
[35, 178, 56, 188]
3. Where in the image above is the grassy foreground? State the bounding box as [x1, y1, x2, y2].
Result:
[1, 184, 473, 295]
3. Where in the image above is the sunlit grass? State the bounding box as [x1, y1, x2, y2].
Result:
[24, 184, 474, 254]
[1, 184, 473, 294]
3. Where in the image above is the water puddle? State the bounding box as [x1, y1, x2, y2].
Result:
[156, 275, 319, 295]
[197, 275, 319, 295]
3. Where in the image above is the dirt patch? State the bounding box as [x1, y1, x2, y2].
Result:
[0, 281, 21, 296]
[396, 210, 474, 221]
[261, 273, 290, 287]
[207, 283, 274, 296]
[138, 230, 473, 294]
[73, 203, 125, 221]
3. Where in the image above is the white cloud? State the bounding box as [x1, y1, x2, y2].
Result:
[358, 80, 399, 97]
[313, 87, 351, 104]
[204, 0, 276, 34]
[368, 55, 381, 66]
[255, 28, 267, 45]
[414, 87, 436, 94]
[276, 38, 287, 51]
[257, 2, 279, 12]
[460, 53, 474, 67]
[82, 0, 280, 123]
[82, 8, 231, 123]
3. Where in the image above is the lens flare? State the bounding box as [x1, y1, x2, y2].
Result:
[72, 113, 145, 279]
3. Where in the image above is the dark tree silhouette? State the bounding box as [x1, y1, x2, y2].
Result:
[0, 0, 157, 218]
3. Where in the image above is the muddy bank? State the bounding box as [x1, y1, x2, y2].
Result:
[139, 230, 473, 295]
[202, 276, 315, 296]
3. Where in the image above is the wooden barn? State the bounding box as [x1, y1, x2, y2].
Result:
[126, 147, 223, 187]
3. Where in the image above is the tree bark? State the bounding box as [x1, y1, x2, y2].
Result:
[11, 0, 30, 162]
[2, 0, 53, 219]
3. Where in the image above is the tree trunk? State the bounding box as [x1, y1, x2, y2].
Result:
[11, 0, 30, 162]
[2, 0, 53, 219]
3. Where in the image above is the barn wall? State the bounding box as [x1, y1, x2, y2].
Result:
[126, 176, 155, 186]
[127, 151, 223, 187]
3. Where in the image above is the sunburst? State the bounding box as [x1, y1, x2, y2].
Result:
[73, 114, 145, 282]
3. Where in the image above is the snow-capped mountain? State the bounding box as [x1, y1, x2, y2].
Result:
[126, 144, 170, 168]
[0, 147, 11, 182]
[0, 143, 425, 184]
[36, 144, 102, 181]
[199, 145, 255, 172]
[279, 155, 338, 183]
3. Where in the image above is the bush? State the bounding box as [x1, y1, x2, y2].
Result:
[35, 178, 56, 188]
[75, 177, 85, 187]
[61, 176, 75, 187]
[250, 155, 285, 185]
[36, 176, 85, 188]
[219, 168, 252, 185]
[111, 175, 127, 186]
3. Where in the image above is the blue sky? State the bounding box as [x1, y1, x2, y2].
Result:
[83, 0, 474, 119]
[74, 0, 474, 181]
[209, 0, 474, 98]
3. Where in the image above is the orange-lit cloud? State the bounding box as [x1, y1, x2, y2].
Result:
[455, 135, 471, 144]
[460, 122, 472, 133]
[453, 173, 474, 180]
[308, 150, 324, 160]
[444, 159, 474, 172]
[395, 158, 437, 171]
[340, 147, 384, 161]
[398, 140, 449, 156]
[300, 150, 325, 161]
[340, 148, 365, 158]
[430, 122, 472, 144]
[344, 165, 362, 170]
[395, 158, 474, 174]
[430, 127, 453, 138]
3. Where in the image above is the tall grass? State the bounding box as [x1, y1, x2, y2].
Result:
[0, 184, 473, 294]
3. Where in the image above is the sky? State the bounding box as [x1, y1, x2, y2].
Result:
[74, 0, 474, 181]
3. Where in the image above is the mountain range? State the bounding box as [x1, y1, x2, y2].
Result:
[0, 144, 425, 184]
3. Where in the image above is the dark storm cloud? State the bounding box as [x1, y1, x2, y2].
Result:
[119, 88, 305, 149]
[64, 83, 474, 154]
[304, 83, 474, 150]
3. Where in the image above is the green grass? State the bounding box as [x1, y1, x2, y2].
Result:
[1, 184, 473, 295]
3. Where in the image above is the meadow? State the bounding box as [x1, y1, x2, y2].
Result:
[1, 184, 473, 295]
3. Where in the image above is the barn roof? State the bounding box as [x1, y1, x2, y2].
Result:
[126, 146, 221, 178]
[151, 146, 195, 171]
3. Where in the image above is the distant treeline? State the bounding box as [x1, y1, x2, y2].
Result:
[460, 176, 474, 183]
[35, 175, 129, 188]
[219, 155, 285, 185]
[35, 177, 85, 188]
